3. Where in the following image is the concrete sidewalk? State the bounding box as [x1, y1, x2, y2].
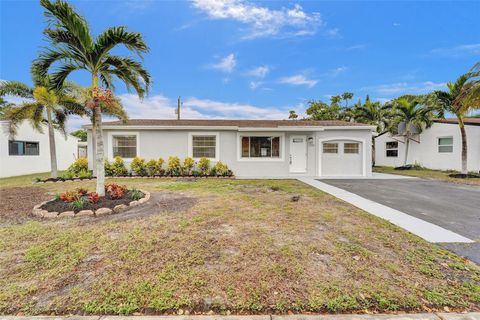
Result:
[1, 313, 479, 320]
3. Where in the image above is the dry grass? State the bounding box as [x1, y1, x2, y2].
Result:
[374, 166, 480, 186]
[0, 177, 479, 315]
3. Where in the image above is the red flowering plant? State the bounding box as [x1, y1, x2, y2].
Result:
[60, 191, 77, 202]
[105, 183, 127, 199]
[76, 187, 89, 196]
[88, 192, 100, 204]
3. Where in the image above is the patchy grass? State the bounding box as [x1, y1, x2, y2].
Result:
[374, 166, 480, 186]
[0, 177, 479, 315]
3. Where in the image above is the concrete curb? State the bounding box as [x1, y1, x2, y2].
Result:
[0, 313, 479, 320]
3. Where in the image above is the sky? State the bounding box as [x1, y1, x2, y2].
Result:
[1, 0, 479, 130]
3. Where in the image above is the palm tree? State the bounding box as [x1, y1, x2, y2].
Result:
[0, 67, 83, 178]
[353, 96, 392, 165]
[389, 98, 433, 166]
[426, 67, 480, 174]
[35, 0, 151, 195]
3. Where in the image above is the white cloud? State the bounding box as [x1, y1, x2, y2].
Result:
[329, 66, 348, 77]
[249, 81, 263, 90]
[324, 28, 341, 38]
[361, 81, 447, 96]
[430, 43, 480, 57]
[184, 97, 287, 119]
[192, 0, 322, 39]
[209, 53, 237, 73]
[345, 44, 366, 51]
[279, 74, 318, 88]
[246, 66, 270, 78]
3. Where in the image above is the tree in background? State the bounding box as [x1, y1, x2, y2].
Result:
[425, 64, 480, 174]
[0, 66, 83, 178]
[36, 0, 151, 196]
[389, 98, 433, 166]
[288, 110, 298, 119]
[305, 92, 355, 121]
[71, 129, 87, 141]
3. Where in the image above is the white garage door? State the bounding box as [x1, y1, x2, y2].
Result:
[321, 140, 363, 176]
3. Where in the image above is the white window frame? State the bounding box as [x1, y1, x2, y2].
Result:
[236, 132, 285, 162]
[188, 132, 219, 161]
[437, 136, 453, 153]
[385, 141, 399, 158]
[107, 131, 140, 161]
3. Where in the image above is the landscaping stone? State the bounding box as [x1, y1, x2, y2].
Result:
[43, 211, 59, 218]
[59, 211, 75, 217]
[129, 200, 139, 207]
[114, 204, 127, 213]
[95, 207, 112, 215]
[76, 210, 94, 216]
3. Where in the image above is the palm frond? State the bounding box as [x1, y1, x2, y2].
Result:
[3, 103, 44, 136]
[40, 0, 94, 52]
[94, 26, 149, 60]
[50, 63, 84, 91]
[0, 81, 34, 99]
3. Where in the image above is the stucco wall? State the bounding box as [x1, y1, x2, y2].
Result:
[374, 122, 480, 172]
[0, 121, 79, 178]
[87, 128, 373, 177]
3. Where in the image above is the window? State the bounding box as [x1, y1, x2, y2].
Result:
[8, 140, 39, 156]
[344, 142, 359, 154]
[438, 137, 453, 153]
[112, 135, 137, 158]
[323, 143, 338, 154]
[386, 141, 398, 157]
[192, 135, 216, 158]
[241, 136, 280, 158]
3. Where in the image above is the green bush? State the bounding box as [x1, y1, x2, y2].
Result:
[78, 169, 93, 178]
[131, 156, 147, 176]
[158, 158, 165, 175]
[61, 170, 75, 179]
[197, 157, 210, 175]
[213, 161, 229, 176]
[146, 159, 159, 176]
[167, 156, 181, 176]
[67, 157, 88, 176]
[111, 156, 128, 176]
[183, 157, 195, 175]
[104, 160, 113, 176]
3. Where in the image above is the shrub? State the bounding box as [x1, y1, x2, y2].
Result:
[76, 187, 88, 196]
[198, 157, 210, 175]
[67, 158, 88, 176]
[78, 169, 93, 178]
[111, 156, 128, 176]
[167, 156, 181, 176]
[213, 161, 230, 176]
[104, 160, 113, 176]
[71, 197, 86, 210]
[60, 191, 77, 202]
[158, 158, 165, 175]
[88, 192, 100, 204]
[183, 157, 195, 175]
[131, 156, 147, 176]
[130, 188, 144, 201]
[105, 183, 127, 199]
[146, 159, 159, 176]
[61, 171, 75, 180]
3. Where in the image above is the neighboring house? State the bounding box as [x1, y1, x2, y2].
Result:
[375, 118, 480, 172]
[84, 119, 375, 178]
[0, 120, 79, 178]
[78, 141, 88, 158]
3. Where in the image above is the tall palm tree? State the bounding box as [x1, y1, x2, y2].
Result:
[0, 66, 83, 178]
[389, 98, 433, 166]
[353, 96, 392, 165]
[426, 67, 480, 174]
[35, 0, 151, 195]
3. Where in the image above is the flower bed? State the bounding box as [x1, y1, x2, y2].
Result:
[32, 184, 150, 218]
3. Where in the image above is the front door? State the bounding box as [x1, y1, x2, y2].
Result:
[289, 135, 307, 173]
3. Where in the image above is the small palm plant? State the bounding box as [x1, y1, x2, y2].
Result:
[389, 98, 433, 166]
[0, 65, 83, 178]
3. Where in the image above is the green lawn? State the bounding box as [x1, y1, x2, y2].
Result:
[374, 166, 480, 186]
[0, 176, 479, 315]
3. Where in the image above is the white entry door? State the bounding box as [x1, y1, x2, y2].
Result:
[289, 135, 307, 173]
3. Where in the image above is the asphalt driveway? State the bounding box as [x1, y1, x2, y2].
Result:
[321, 179, 480, 264]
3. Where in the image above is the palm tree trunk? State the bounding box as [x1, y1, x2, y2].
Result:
[404, 138, 410, 166]
[458, 117, 468, 174]
[92, 75, 105, 196]
[372, 137, 376, 167]
[46, 109, 58, 178]
[91, 117, 97, 172]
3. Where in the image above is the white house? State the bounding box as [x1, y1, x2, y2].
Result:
[0, 120, 79, 178]
[84, 119, 376, 178]
[374, 118, 480, 172]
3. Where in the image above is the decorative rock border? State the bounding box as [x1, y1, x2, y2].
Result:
[32, 190, 150, 218]
[33, 175, 235, 184]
